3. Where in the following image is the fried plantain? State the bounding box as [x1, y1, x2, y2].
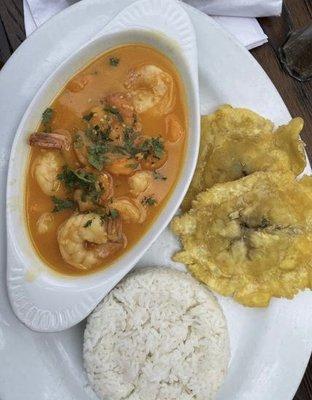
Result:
[182, 105, 306, 211]
[173, 172, 312, 307]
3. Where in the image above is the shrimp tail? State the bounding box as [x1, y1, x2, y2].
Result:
[105, 217, 124, 242]
[97, 236, 127, 259]
[29, 132, 70, 151]
[98, 218, 127, 258]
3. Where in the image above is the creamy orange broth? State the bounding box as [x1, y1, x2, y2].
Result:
[26, 44, 187, 275]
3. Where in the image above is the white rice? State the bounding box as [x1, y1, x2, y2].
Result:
[83, 268, 230, 400]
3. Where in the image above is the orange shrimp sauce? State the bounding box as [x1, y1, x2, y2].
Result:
[25, 44, 187, 275]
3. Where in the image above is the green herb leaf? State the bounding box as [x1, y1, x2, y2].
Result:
[51, 196, 76, 212]
[111, 145, 129, 155]
[153, 171, 167, 180]
[42, 107, 53, 125]
[83, 219, 93, 228]
[57, 166, 105, 208]
[86, 126, 111, 143]
[74, 170, 97, 184]
[109, 57, 120, 67]
[100, 209, 119, 223]
[141, 196, 157, 206]
[87, 144, 108, 170]
[58, 166, 97, 190]
[123, 127, 139, 156]
[109, 209, 119, 219]
[150, 137, 164, 159]
[83, 112, 94, 122]
[140, 137, 165, 159]
[104, 107, 123, 122]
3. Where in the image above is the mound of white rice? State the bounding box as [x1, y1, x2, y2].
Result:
[83, 268, 230, 400]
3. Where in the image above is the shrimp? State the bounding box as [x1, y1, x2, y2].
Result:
[33, 151, 64, 196]
[128, 171, 153, 196]
[86, 93, 136, 129]
[29, 132, 70, 151]
[82, 105, 124, 146]
[104, 93, 141, 142]
[110, 197, 146, 223]
[85, 94, 140, 140]
[124, 65, 175, 114]
[74, 129, 137, 175]
[106, 157, 139, 176]
[104, 92, 136, 126]
[57, 213, 126, 269]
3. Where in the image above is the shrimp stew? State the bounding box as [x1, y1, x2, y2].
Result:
[26, 44, 187, 275]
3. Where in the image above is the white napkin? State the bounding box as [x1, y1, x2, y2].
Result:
[213, 16, 267, 50]
[183, 0, 282, 17]
[23, 0, 281, 49]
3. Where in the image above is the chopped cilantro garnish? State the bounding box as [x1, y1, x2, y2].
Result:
[109, 57, 120, 67]
[109, 209, 119, 219]
[111, 145, 129, 155]
[42, 107, 53, 125]
[51, 196, 76, 212]
[100, 209, 119, 223]
[142, 196, 157, 206]
[140, 137, 165, 159]
[104, 107, 123, 122]
[83, 112, 94, 122]
[87, 144, 108, 170]
[123, 127, 138, 156]
[58, 166, 96, 190]
[86, 126, 111, 143]
[114, 131, 165, 161]
[153, 171, 167, 180]
[151, 137, 165, 159]
[83, 219, 93, 228]
[57, 166, 104, 208]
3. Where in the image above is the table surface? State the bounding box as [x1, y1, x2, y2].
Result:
[0, 0, 311, 399]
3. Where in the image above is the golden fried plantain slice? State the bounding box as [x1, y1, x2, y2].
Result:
[172, 172, 312, 307]
[182, 105, 306, 211]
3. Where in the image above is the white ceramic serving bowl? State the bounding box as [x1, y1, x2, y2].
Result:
[6, 27, 200, 331]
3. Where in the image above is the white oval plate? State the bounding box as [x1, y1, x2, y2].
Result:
[6, 0, 200, 333]
[0, 0, 311, 399]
